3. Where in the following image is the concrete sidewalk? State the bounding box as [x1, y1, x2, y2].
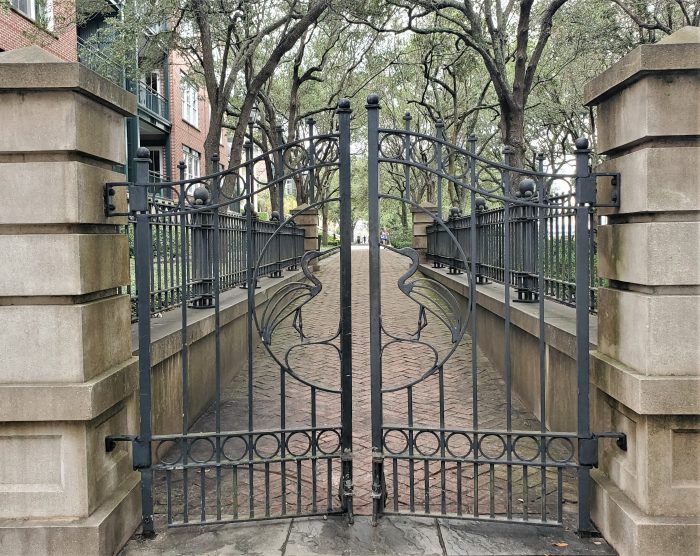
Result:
[121, 515, 615, 555]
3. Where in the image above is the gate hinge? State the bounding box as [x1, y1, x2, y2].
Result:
[579, 432, 627, 467]
[578, 172, 621, 208]
[105, 435, 152, 470]
[341, 448, 353, 462]
[371, 448, 384, 463]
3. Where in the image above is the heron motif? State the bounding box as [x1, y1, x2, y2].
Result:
[259, 248, 338, 347]
[382, 247, 469, 386]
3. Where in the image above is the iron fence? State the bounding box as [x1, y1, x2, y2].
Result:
[426, 191, 600, 312]
[125, 197, 304, 319]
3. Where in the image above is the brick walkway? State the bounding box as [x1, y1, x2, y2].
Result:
[152, 245, 576, 528]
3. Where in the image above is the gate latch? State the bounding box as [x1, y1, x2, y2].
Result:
[105, 435, 152, 470]
[579, 432, 627, 467]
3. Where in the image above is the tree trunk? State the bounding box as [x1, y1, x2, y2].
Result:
[500, 104, 527, 192]
[321, 202, 329, 246]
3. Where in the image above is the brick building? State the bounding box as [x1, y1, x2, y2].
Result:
[0, 0, 77, 60]
[1, 0, 229, 187]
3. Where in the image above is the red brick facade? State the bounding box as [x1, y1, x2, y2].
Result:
[167, 51, 229, 177]
[0, 0, 77, 61]
[0, 5, 229, 181]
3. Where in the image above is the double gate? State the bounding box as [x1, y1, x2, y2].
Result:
[106, 95, 624, 537]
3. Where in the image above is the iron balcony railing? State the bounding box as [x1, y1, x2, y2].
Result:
[138, 83, 169, 121]
[125, 197, 305, 319]
[77, 36, 125, 86]
[426, 192, 601, 313]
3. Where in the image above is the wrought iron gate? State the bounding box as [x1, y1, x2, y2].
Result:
[106, 95, 623, 537]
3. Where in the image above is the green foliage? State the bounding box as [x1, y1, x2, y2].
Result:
[388, 226, 413, 249]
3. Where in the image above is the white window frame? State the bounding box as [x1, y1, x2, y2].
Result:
[11, 0, 53, 29]
[181, 76, 199, 127]
[182, 146, 200, 181]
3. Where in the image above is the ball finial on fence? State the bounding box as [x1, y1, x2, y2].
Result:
[575, 137, 589, 150]
[338, 98, 351, 110]
[366, 93, 380, 106]
[193, 186, 209, 205]
[270, 211, 280, 222]
[475, 197, 487, 210]
[136, 146, 150, 159]
[519, 178, 536, 198]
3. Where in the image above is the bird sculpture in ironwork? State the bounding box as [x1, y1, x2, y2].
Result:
[259, 249, 337, 347]
[387, 246, 466, 346]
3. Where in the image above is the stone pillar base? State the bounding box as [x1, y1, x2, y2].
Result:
[0, 474, 141, 556]
[591, 470, 700, 556]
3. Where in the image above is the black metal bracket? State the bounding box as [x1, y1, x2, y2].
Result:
[579, 432, 627, 467]
[104, 182, 131, 217]
[577, 172, 621, 208]
[593, 172, 621, 208]
[105, 435, 152, 470]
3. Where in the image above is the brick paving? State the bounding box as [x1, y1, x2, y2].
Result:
[152, 245, 577, 529]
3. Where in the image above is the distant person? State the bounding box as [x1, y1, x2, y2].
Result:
[380, 228, 389, 246]
[362, 235, 366, 244]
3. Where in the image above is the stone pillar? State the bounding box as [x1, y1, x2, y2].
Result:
[0, 48, 140, 554]
[290, 203, 320, 270]
[412, 202, 438, 263]
[583, 27, 700, 556]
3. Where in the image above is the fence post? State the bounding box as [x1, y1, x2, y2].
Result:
[190, 178, 214, 308]
[270, 211, 282, 278]
[474, 197, 489, 284]
[447, 207, 462, 274]
[514, 178, 538, 303]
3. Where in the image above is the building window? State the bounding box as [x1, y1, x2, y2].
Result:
[11, 0, 53, 29]
[182, 146, 200, 180]
[181, 76, 199, 126]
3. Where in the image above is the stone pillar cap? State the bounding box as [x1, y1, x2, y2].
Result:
[290, 203, 318, 214]
[0, 46, 136, 116]
[411, 201, 438, 213]
[584, 26, 700, 106]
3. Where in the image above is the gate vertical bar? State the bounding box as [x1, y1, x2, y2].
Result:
[366, 94, 383, 525]
[307, 117, 317, 205]
[244, 136, 256, 518]
[337, 99, 354, 521]
[435, 120, 444, 219]
[574, 138, 593, 532]
[276, 125, 286, 220]
[177, 160, 191, 524]
[132, 149, 155, 536]
[467, 135, 480, 517]
[210, 154, 223, 521]
[502, 146, 514, 520]
[403, 113, 411, 202]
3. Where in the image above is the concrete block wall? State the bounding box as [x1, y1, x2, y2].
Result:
[0, 49, 140, 555]
[583, 26, 700, 556]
